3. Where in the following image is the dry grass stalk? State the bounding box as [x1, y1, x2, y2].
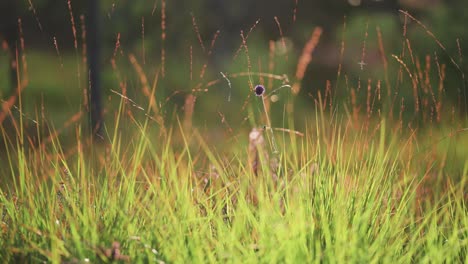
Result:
[66, 0, 78, 50]
[292, 0, 298, 23]
[26, 0, 43, 31]
[128, 54, 165, 130]
[141, 17, 145, 65]
[248, 128, 265, 176]
[376, 26, 392, 103]
[80, 15, 89, 111]
[183, 94, 196, 133]
[0, 19, 29, 127]
[324, 79, 332, 110]
[274, 16, 287, 61]
[0, 51, 25, 126]
[18, 19, 28, 88]
[160, 0, 166, 77]
[240, 30, 253, 90]
[267, 40, 276, 90]
[293, 27, 322, 94]
[233, 19, 260, 61]
[199, 30, 221, 80]
[53, 36, 63, 68]
[399, 10, 462, 73]
[351, 88, 359, 125]
[190, 13, 206, 53]
[392, 54, 420, 113]
[40, 111, 83, 149]
[366, 79, 372, 119]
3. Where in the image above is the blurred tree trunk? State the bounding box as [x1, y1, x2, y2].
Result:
[87, 0, 103, 139]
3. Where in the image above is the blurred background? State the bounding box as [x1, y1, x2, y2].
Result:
[0, 0, 467, 133]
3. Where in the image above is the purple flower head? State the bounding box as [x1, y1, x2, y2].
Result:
[254, 85, 265, 97]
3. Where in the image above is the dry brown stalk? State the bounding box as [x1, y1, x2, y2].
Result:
[292, 27, 323, 95]
[128, 54, 165, 129]
[160, 0, 166, 77]
[183, 94, 196, 133]
[248, 128, 265, 176]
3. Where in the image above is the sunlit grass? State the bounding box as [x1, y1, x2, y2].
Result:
[0, 100, 466, 262]
[1, 3, 467, 263]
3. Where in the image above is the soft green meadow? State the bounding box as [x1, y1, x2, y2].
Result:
[1, 4, 468, 263]
[0, 99, 467, 262]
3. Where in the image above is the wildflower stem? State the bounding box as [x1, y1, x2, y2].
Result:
[261, 95, 279, 154]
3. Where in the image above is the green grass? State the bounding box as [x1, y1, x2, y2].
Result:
[1, 5, 468, 263]
[0, 103, 466, 262]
